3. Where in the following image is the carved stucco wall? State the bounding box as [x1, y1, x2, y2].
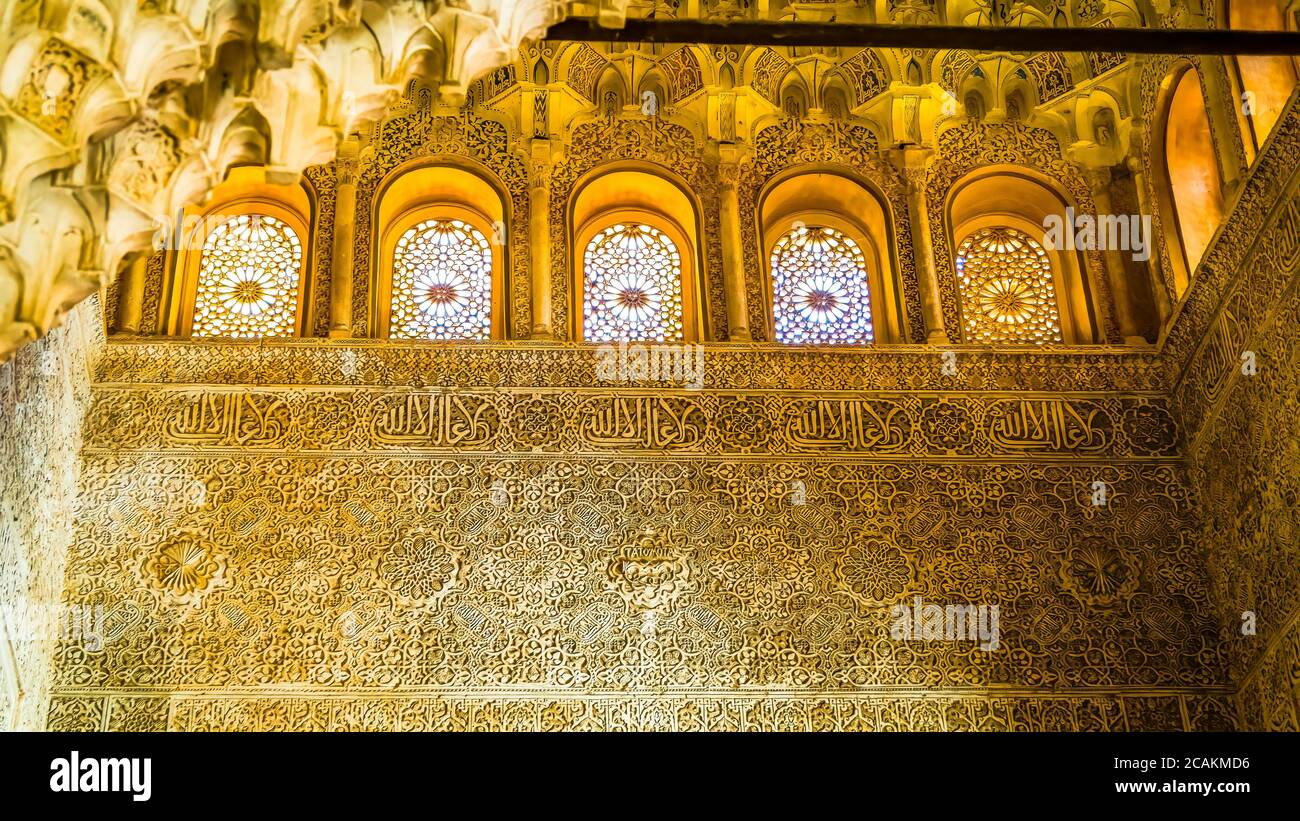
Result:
[39, 92, 1300, 735]
[1182, 114, 1300, 731]
[40, 129, 1300, 733]
[36, 334, 1236, 731]
[18, 32, 1300, 732]
[25, 96, 1300, 733]
[0, 295, 101, 730]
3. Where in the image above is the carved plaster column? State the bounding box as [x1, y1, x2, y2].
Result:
[1125, 125, 1173, 326]
[898, 150, 948, 344]
[112, 253, 148, 334]
[1198, 59, 1244, 197]
[1083, 166, 1147, 345]
[529, 144, 554, 339]
[717, 152, 751, 342]
[328, 141, 359, 338]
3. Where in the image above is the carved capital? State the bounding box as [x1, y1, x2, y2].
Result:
[889, 147, 933, 196]
[901, 166, 928, 192]
[335, 157, 359, 186]
[717, 161, 741, 189]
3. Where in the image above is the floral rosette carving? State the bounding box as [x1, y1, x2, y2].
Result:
[510, 395, 564, 449]
[919, 400, 975, 453]
[377, 527, 463, 611]
[142, 530, 229, 607]
[831, 527, 916, 609]
[1059, 535, 1140, 607]
[716, 396, 774, 452]
[1121, 401, 1178, 456]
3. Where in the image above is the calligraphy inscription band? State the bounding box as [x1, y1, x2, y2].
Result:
[91, 387, 1175, 458]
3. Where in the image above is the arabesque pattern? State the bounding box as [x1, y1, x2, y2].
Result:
[192, 215, 303, 339]
[391, 220, 493, 340]
[6, 6, 1300, 732]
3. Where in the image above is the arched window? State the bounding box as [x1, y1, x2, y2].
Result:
[374, 162, 509, 339]
[1230, 0, 1299, 160]
[946, 167, 1103, 344]
[1160, 67, 1225, 295]
[160, 166, 313, 338]
[390, 218, 492, 340]
[771, 225, 874, 345]
[758, 170, 906, 343]
[570, 165, 706, 341]
[192, 214, 303, 339]
[955, 227, 1062, 344]
[582, 223, 684, 342]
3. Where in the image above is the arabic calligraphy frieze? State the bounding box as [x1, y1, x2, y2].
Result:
[577, 396, 708, 452]
[164, 392, 290, 447]
[985, 399, 1111, 454]
[86, 388, 1179, 458]
[372, 393, 499, 449]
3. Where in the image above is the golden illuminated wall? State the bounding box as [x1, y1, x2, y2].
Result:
[27, 40, 1300, 731]
[0, 298, 101, 730]
[1177, 108, 1300, 731]
[46, 340, 1235, 731]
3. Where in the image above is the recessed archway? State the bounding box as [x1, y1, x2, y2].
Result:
[569, 164, 706, 342]
[946, 167, 1100, 345]
[372, 160, 510, 339]
[758, 168, 906, 344]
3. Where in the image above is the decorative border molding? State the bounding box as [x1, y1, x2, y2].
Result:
[85, 386, 1179, 461]
[92, 339, 1170, 392]
[46, 689, 1239, 731]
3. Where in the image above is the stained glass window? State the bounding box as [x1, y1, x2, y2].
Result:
[192, 214, 303, 338]
[771, 225, 874, 345]
[390, 219, 492, 340]
[955, 227, 1063, 344]
[582, 223, 684, 342]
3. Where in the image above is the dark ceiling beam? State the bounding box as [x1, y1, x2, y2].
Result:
[545, 18, 1300, 56]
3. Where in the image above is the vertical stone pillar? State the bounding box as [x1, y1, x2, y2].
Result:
[112, 253, 148, 334]
[1125, 127, 1173, 326]
[717, 156, 751, 342]
[898, 151, 948, 344]
[529, 143, 553, 339]
[328, 142, 359, 338]
[1198, 60, 1244, 197]
[1083, 167, 1147, 345]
